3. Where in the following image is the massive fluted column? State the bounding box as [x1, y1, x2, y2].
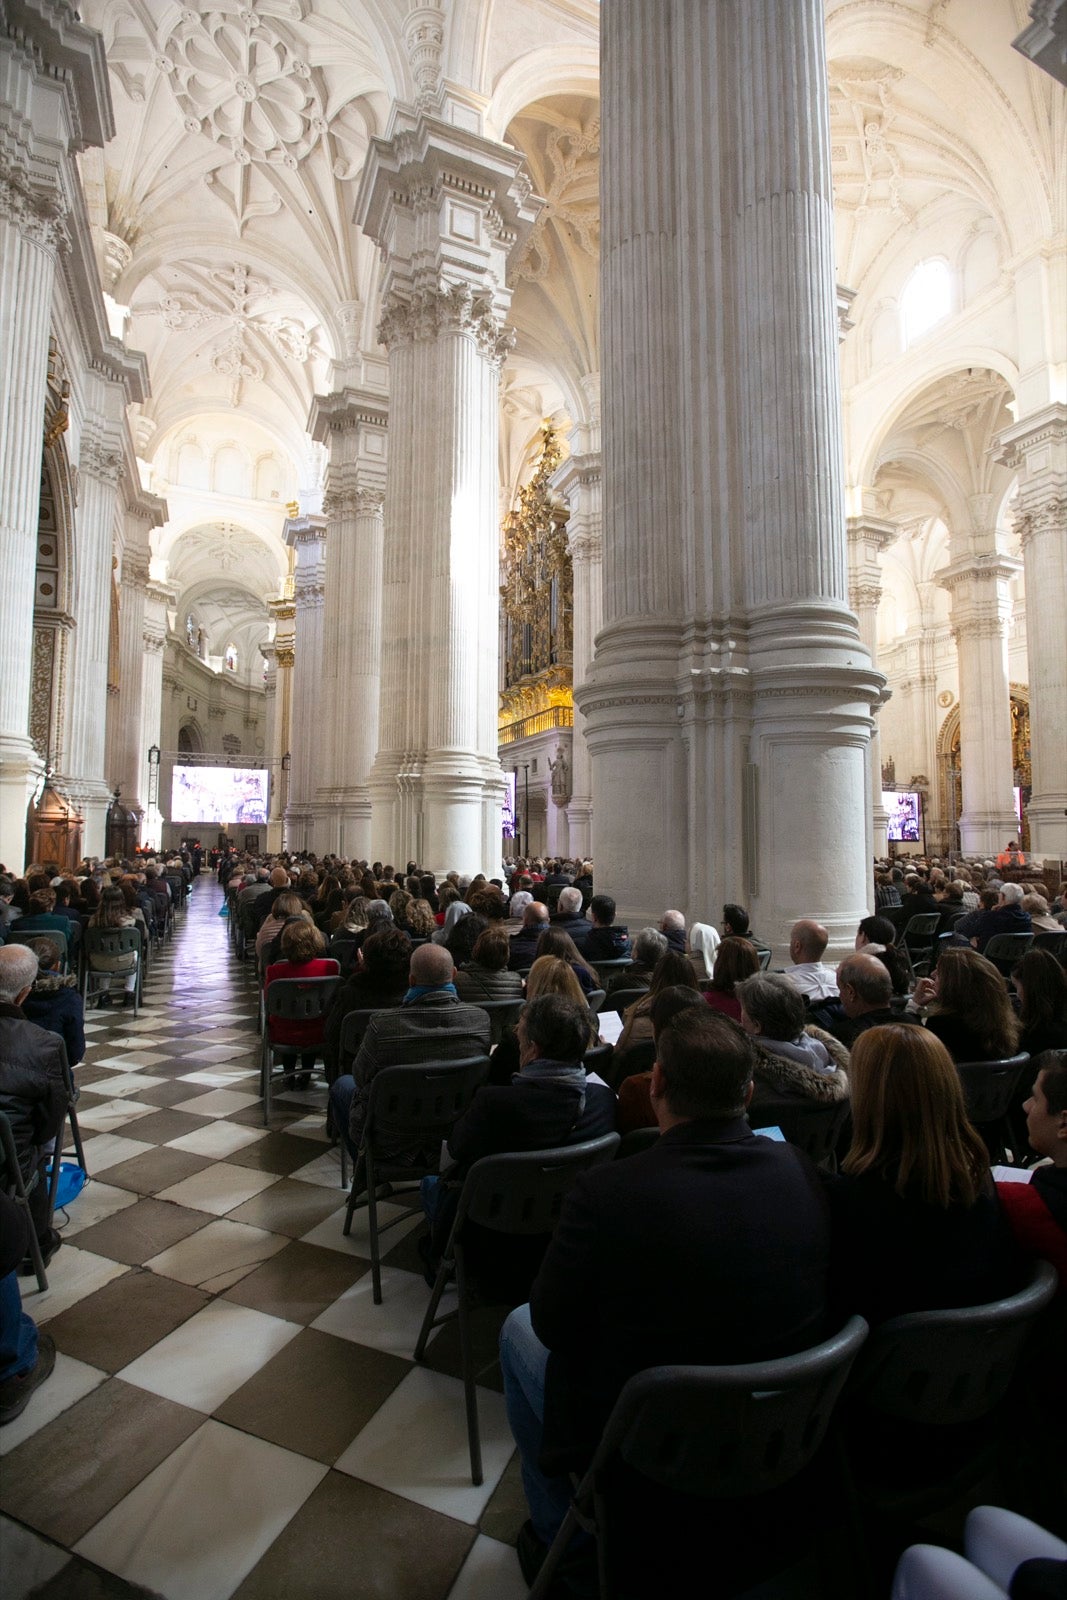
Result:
[284, 517, 326, 853]
[263, 598, 295, 852]
[583, 0, 881, 952]
[848, 512, 898, 859]
[999, 405, 1067, 859]
[64, 415, 125, 855]
[938, 543, 1021, 855]
[138, 582, 171, 850]
[356, 105, 539, 875]
[107, 543, 150, 817]
[554, 440, 602, 863]
[309, 390, 387, 859]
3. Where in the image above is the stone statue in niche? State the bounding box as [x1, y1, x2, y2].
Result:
[549, 745, 570, 800]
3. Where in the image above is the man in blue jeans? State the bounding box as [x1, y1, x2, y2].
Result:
[499, 1005, 832, 1586]
[0, 1191, 55, 1424]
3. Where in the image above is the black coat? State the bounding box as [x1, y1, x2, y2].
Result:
[582, 925, 632, 961]
[22, 977, 86, 1066]
[530, 1117, 831, 1466]
[0, 1004, 70, 1180]
[509, 925, 547, 970]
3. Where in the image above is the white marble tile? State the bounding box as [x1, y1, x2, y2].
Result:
[118, 1299, 301, 1412]
[311, 1264, 451, 1357]
[103, 1051, 172, 1069]
[74, 1420, 326, 1600]
[81, 1072, 166, 1099]
[279, 1114, 331, 1143]
[66, 1132, 154, 1172]
[446, 1535, 529, 1600]
[166, 1121, 268, 1159]
[156, 1162, 282, 1216]
[146, 1217, 289, 1293]
[172, 1087, 261, 1118]
[0, 1353, 108, 1455]
[0, 1515, 70, 1598]
[298, 1201, 425, 1258]
[287, 1149, 346, 1189]
[334, 1366, 513, 1524]
[75, 1099, 157, 1133]
[181, 1044, 252, 1062]
[179, 1067, 259, 1088]
[59, 1181, 139, 1238]
[23, 1248, 130, 1324]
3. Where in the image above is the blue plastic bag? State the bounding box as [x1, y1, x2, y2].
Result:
[46, 1161, 87, 1208]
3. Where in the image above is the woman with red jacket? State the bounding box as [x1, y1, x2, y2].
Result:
[264, 918, 339, 1089]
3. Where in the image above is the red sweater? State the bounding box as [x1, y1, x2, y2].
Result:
[996, 1174, 1067, 1289]
[264, 958, 339, 1046]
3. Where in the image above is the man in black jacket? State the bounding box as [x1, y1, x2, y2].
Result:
[580, 895, 631, 963]
[548, 886, 591, 946]
[0, 947, 69, 1268]
[508, 901, 550, 970]
[500, 1004, 831, 1566]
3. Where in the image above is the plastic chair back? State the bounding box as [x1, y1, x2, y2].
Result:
[847, 1260, 1058, 1426]
[599, 1318, 869, 1499]
[586, 988, 607, 1014]
[747, 1097, 851, 1168]
[583, 1042, 615, 1079]
[608, 987, 646, 1016]
[956, 1053, 1030, 1125]
[8, 926, 69, 971]
[757, 947, 773, 971]
[982, 933, 1034, 975]
[454, 1134, 621, 1238]
[471, 997, 525, 1046]
[339, 1005, 398, 1067]
[902, 914, 941, 941]
[1031, 930, 1066, 959]
[83, 926, 141, 962]
[592, 959, 633, 988]
[265, 974, 340, 1024]
[365, 1057, 491, 1153]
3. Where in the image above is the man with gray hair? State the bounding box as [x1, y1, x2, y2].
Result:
[820, 952, 901, 1048]
[0, 947, 69, 1268]
[606, 926, 667, 996]
[970, 879, 1032, 953]
[659, 910, 687, 955]
[549, 886, 590, 946]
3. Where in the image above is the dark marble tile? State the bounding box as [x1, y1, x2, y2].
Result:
[478, 1450, 526, 1546]
[224, 1134, 325, 1174]
[45, 1268, 210, 1371]
[231, 1471, 473, 1600]
[221, 1240, 367, 1325]
[100, 1147, 214, 1196]
[107, 1108, 213, 1145]
[133, 1080, 218, 1109]
[0, 1379, 201, 1546]
[71, 1197, 210, 1265]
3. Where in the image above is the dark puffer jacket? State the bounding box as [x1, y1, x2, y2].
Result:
[0, 1004, 70, 1180]
[22, 972, 86, 1066]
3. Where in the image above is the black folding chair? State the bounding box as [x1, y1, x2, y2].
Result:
[0, 1111, 49, 1292]
[606, 986, 646, 1018]
[50, 1035, 89, 1194]
[470, 997, 526, 1047]
[1031, 930, 1066, 960]
[529, 1317, 869, 1599]
[901, 913, 942, 977]
[748, 1097, 852, 1170]
[591, 959, 633, 989]
[342, 1057, 491, 1302]
[413, 1134, 620, 1484]
[7, 927, 70, 975]
[586, 988, 607, 1014]
[982, 932, 1034, 978]
[842, 1260, 1058, 1524]
[81, 927, 143, 1015]
[260, 975, 341, 1124]
[956, 1052, 1030, 1164]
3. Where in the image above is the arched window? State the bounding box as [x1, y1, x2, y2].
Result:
[900, 259, 952, 346]
[224, 643, 238, 673]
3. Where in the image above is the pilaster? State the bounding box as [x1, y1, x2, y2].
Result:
[283, 517, 326, 853]
[998, 403, 1067, 857]
[848, 511, 899, 858]
[356, 104, 540, 874]
[308, 388, 387, 859]
[265, 598, 295, 851]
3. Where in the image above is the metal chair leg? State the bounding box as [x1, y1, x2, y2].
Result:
[414, 1254, 454, 1361]
[456, 1254, 482, 1485]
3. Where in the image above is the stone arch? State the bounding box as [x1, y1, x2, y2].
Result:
[178, 720, 204, 755]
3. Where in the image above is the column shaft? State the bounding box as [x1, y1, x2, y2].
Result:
[284, 521, 326, 852]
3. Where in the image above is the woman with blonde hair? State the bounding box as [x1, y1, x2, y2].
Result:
[911, 946, 1021, 1062]
[489, 956, 598, 1083]
[825, 1024, 1020, 1324]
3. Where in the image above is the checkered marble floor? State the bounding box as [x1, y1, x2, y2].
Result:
[2, 880, 528, 1600]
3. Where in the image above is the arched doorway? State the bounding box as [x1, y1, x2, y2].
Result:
[937, 688, 1030, 855]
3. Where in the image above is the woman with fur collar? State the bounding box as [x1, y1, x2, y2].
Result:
[735, 971, 849, 1109]
[20, 937, 85, 1066]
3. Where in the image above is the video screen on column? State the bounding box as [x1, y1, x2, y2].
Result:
[884, 790, 921, 843]
[171, 765, 268, 825]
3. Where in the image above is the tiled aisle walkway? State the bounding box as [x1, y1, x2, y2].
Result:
[1, 878, 527, 1600]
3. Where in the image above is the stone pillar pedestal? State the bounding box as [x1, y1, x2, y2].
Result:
[64, 418, 125, 856]
[356, 103, 539, 876]
[998, 405, 1067, 860]
[554, 433, 601, 864]
[939, 554, 1021, 856]
[310, 391, 387, 860]
[848, 513, 898, 860]
[283, 518, 326, 853]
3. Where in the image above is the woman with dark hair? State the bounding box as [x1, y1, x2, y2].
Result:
[534, 928, 598, 993]
[264, 919, 339, 1087]
[911, 946, 1021, 1062]
[419, 872, 438, 911]
[702, 936, 760, 1021]
[614, 950, 698, 1068]
[322, 926, 412, 1080]
[405, 898, 436, 940]
[825, 1024, 1020, 1324]
[1012, 949, 1067, 1058]
[616, 984, 705, 1133]
[454, 929, 524, 1003]
[444, 911, 489, 969]
[433, 882, 461, 927]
